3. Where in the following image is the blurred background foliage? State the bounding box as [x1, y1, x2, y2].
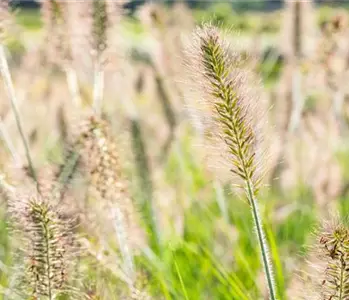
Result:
[1, 0, 349, 299]
[13, 1, 349, 33]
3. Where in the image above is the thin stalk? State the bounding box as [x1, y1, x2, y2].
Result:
[334, 90, 344, 118]
[214, 180, 229, 223]
[263, 50, 280, 81]
[293, 0, 301, 58]
[246, 179, 276, 300]
[112, 206, 135, 283]
[65, 67, 81, 108]
[288, 66, 303, 133]
[173, 251, 190, 300]
[154, 70, 177, 162]
[130, 118, 161, 253]
[0, 44, 37, 183]
[93, 61, 104, 115]
[53, 150, 80, 201]
[0, 120, 21, 164]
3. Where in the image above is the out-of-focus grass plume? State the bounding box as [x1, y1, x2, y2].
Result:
[1, 1, 349, 299]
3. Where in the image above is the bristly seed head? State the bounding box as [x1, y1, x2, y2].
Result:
[185, 25, 266, 194]
[91, 0, 109, 57]
[41, 0, 73, 66]
[70, 114, 143, 249]
[8, 189, 77, 299]
[88, 0, 122, 65]
[302, 219, 349, 300]
[318, 221, 349, 300]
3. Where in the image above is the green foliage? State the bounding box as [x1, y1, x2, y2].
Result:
[5, 37, 25, 62]
[258, 48, 284, 86]
[193, 4, 280, 33]
[0, 208, 10, 291]
[15, 9, 42, 31]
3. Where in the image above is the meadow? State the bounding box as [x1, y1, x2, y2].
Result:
[0, 1, 349, 299]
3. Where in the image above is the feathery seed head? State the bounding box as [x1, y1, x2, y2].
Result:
[318, 221, 349, 300]
[7, 188, 78, 299]
[185, 25, 276, 300]
[91, 0, 109, 57]
[303, 219, 349, 300]
[70, 114, 144, 249]
[72, 115, 119, 200]
[88, 0, 122, 65]
[41, 0, 64, 29]
[185, 25, 267, 192]
[41, 0, 72, 66]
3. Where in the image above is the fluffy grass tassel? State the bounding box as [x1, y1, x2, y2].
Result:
[2, 180, 78, 299]
[185, 25, 277, 300]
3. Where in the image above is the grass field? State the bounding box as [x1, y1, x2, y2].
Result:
[0, 2, 349, 300]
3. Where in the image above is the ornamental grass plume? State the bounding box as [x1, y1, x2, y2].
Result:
[66, 114, 147, 294]
[87, 0, 124, 114]
[41, 0, 69, 66]
[68, 114, 144, 252]
[317, 221, 349, 300]
[2, 180, 78, 299]
[299, 219, 349, 300]
[184, 25, 277, 299]
[40, 0, 82, 107]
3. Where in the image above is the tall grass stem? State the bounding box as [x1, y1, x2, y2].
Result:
[0, 120, 20, 164]
[0, 45, 37, 183]
[93, 62, 104, 115]
[65, 67, 81, 107]
[246, 179, 277, 300]
[112, 206, 135, 284]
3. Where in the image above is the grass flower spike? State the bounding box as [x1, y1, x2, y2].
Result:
[320, 223, 349, 300]
[6, 186, 77, 299]
[88, 0, 122, 114]
[185, 25, 277, 300]
[305, 220, 349, 300]
[70, 115, 144, 250]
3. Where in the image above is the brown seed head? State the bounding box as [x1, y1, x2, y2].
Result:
[87, 0, 124, 65]
[70, 114, 143, 249]
[7, 187, 78, 298]
[301, 219, 349, 300]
